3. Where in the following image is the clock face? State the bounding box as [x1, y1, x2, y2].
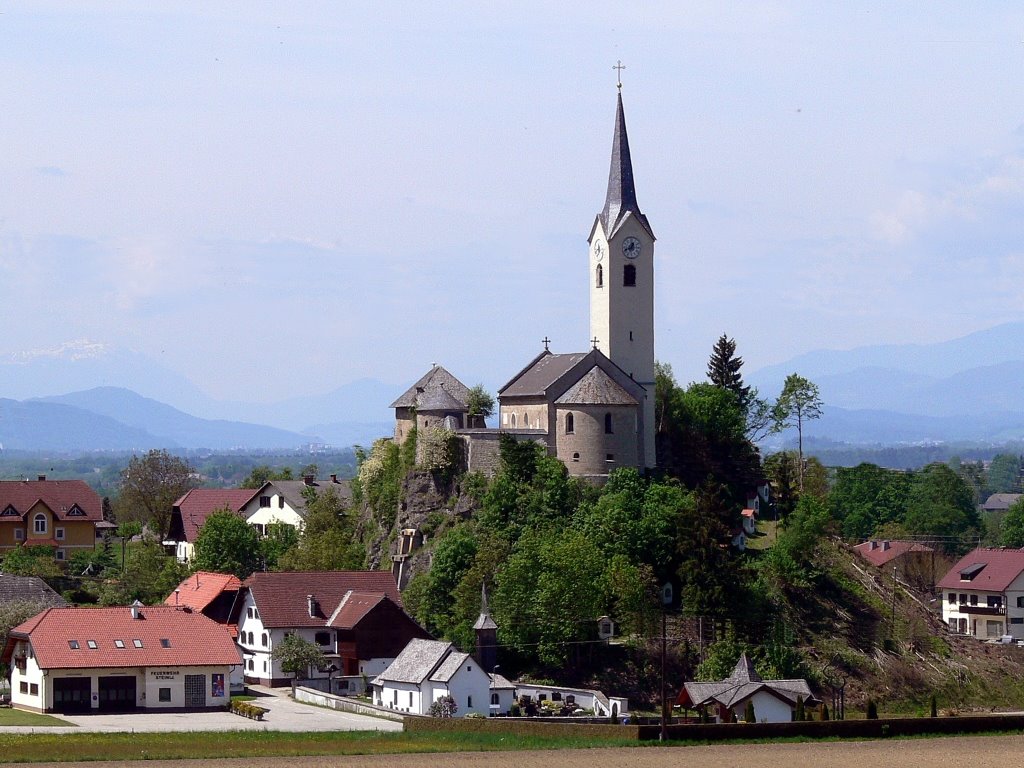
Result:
[593, 241, 604, 262]
[622, 237, 642, 259]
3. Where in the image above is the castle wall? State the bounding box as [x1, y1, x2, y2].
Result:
[499, 399, 549, 432]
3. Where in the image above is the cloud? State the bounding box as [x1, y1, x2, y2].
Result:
[34, 166, 67, 178]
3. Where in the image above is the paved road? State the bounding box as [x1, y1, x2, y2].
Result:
[1, 686, 402, 734]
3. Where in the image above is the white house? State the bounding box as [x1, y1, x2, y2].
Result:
[238, 475, 351, 535]
[164, 489, 256, 563]
[2, 604, 240, 714]
[372, 639, 495, 717]
[233, 570, 429, 688]
[679, 655, 817, 723]
[938, 548, 1024, 640]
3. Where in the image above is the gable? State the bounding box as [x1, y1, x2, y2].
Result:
[0, 504, 19, 518]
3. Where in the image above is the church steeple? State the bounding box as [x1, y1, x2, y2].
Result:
[600, 92, 654, 240]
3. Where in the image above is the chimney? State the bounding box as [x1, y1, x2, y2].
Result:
[37, 474, 46, 482]
[307, 594, 317, 617]
[174, 589, 180, 606]
[868, 540, 877, 550]
[881, 540, 891, 551]
[195, 573, 200, 589]
[130, 601, 143, 620]
[303, 475, 315, 486]
[330, 473, 338, 484]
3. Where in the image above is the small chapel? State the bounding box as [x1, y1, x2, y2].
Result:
[391, 84, 657, 482]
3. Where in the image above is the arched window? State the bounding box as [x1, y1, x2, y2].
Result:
[523, 413, 529, 428]
[33, 513, 47, 534]
[604, 413, 613, 434]
[510, 413, 516, 428]
[572, 452, 580, 462]
[623, 264, 636, 286]
[595, 263, 603, 288]
[565, 412, 574, 434]
[491, 692, 499, 705]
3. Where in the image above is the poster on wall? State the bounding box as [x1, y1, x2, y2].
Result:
[212, 674, 225, 698]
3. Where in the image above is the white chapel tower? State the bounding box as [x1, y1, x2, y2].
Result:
[588, 86, 657, 468]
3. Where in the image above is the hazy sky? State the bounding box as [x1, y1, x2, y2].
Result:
[3, 2, 1024, 403]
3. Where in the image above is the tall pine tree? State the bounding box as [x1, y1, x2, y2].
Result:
[707, 334, 750, 408]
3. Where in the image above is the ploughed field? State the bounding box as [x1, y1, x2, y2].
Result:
[18, 734, 1024, 768]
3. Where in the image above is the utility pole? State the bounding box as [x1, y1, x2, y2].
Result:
[891, 565, 898, 639]
[660, 582, 673, 742]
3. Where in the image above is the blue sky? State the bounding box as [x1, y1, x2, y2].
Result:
[2, 2, 1024, 404]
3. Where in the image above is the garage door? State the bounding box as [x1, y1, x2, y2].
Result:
[52, 677, 91, 713]
[98, 676, 137, 711]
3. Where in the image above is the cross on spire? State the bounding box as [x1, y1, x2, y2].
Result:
[613, 60, 625, 91]
[591, 336, 600, 349]
[542, 336, 551, 351]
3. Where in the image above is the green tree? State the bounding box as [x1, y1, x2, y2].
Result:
[987, 454, 1022, 494]
[493, 528, 605, 667]
[744, 699, 756, 723]
[659, 380, 761, 504]
[0, 599, 49, 673]
[1, 545, 61, 578]
[763, 452, 797, 523]
[272, 633, 325, 680]
[416, 526, 478, 637]
[903, 463, 981, 547]
[192, 509, 262, 578]
[428, 694, 458, 718]
[260, 522, 299, 571]
[115, 449, 196, 539]
[276, 486, 364, 571]
[774, 374, 823, 492]
[98, 540, 187, 605]
[677, 481, 738, 618]
[241, 465, 294, 489]
[707, 334, 750, 408]
[830, 463, 911, 540]
[1000, 497, 1024, 548]
[465, 384, 496, 420]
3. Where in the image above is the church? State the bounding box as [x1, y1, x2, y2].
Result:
[390, 86, 657, 482]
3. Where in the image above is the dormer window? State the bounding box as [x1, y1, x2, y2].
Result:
[1, 505, 18, 517]
[66, 505, 85, 517]
[960, 563, 986, 581]
[33, 513, 47, 534]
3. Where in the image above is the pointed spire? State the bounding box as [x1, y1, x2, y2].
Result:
[728, 653, 762, 683]
[599, 91, 654, 240]
[473, 583, 498, 630]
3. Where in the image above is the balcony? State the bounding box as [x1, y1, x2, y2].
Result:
[957, 604, 1005, 616]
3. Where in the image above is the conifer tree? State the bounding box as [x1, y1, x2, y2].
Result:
[707, 334, 750, 408]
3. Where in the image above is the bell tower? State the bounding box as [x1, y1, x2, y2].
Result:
[588, 81, 656, 468]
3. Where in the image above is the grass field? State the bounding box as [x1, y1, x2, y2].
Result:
[0, 709, 72, 727]
[0, 729, 638, 763]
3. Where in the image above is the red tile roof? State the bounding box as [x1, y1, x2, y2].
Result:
[937, 548, 1024, 592]
[853, 540, 933, 568]
[173, 489, 256, 542]
[6, 605, 241, 669]
[165, 571, 242, 613]
[328, 591, 387, 630]
[0, 479, 102, 521]
[244, 571, 401, 628]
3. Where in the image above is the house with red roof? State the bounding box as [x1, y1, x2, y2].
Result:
[231, 571, 430, 690]
[164, 488, 256, 563]
[0, 476, 104, 564]
[938, 548, 1024, 640]
[2, 604, 241, 714]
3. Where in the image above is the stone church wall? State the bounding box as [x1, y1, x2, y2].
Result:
[555, 405, 640, 476]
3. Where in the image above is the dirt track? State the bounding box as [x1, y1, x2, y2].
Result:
[15, 734, 1024, 768]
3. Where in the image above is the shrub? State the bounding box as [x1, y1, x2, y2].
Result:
[820, 703, 829, 721]
[930, 694, 938, 718]
[795, 695, 805, 721]
[744, 700, 756, 723]
[866, 699, 878, 719]
[509, 702, 521, 717]
[428, 695, 458, 718]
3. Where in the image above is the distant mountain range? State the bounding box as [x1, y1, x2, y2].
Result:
[749, 321, 1024, 447]
[5, 322, 1024, 451]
